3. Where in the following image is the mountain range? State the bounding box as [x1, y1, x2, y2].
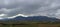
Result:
[2, 16, 60, 22]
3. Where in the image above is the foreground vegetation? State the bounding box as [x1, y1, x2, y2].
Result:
[0, 21, 60, 27]
[0, 23, 60, 27]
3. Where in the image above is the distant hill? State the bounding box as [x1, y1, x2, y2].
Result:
[0, 16, 60, 24]
[2, 16, 59, 22]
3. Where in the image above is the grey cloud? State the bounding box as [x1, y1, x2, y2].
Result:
[0, 0, 60, 19]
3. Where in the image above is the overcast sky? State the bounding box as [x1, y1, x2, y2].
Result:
[0, 0, 60, 19]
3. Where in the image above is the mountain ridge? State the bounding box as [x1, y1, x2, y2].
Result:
[2, 16, 60, 22]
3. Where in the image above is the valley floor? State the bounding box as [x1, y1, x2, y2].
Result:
[0, 23, 60, 27]
[38, 24, 60, 27]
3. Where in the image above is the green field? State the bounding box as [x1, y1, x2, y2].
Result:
[0, 22, 38, 27]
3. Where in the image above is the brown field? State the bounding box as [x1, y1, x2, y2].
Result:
[38, 24, 60, 27]
[0, 23, 60, 27]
